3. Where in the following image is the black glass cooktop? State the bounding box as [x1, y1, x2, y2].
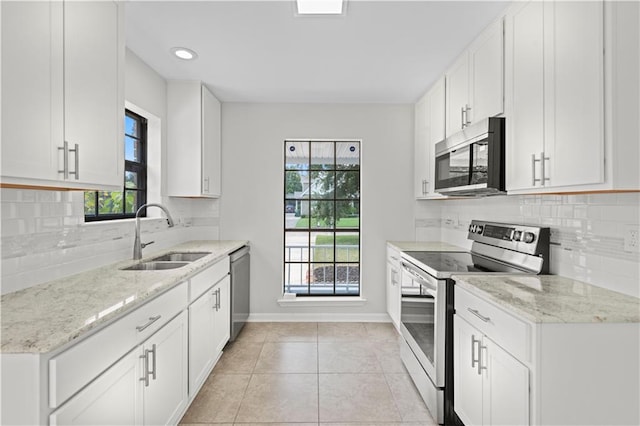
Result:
[403, 251, 526, 278]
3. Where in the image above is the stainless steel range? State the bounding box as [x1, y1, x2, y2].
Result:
[399, 220, 550, 425]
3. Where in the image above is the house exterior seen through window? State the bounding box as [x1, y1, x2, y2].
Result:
[84, 109, 147, 221]
[284, 140, 361, 296]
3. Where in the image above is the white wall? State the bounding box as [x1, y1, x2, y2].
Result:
[415, 192, 640, 298]
[0, 49, 219, 295]
[220, 103, 415, 319]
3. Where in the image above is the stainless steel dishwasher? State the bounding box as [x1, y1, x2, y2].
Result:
[229, 246, 250, 341]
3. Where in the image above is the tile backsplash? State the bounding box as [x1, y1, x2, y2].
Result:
[1, 188, 220, 295]
[416, 192, 640, 298]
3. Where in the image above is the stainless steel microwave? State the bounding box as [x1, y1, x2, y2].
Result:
[434, 117, 505, 196]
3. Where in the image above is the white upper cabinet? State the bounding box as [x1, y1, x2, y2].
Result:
[446, 19, 504, 136]
[1, 0, 124, 190]
[506, 0, 605, 192]
[167, 81, 221, 198]
[415, 77, 446, 199]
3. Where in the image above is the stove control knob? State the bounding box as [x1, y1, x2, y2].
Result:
[476, 225, 483, 234]
[513, 230, 522, 241]
[523, 232, 536, 244]
[469, 225, 476, 233]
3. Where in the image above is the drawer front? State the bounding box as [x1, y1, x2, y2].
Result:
[49, 282, 188, 408]
[190, 257, 229, 302]
[455, 286, 530, 362]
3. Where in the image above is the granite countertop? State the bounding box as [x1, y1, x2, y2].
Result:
[1, 240, 248, 354]
[453, 274, 640, 324]
[388, 240, 467, 252]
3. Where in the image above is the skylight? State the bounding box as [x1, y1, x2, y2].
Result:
[296, 0, 344, 15]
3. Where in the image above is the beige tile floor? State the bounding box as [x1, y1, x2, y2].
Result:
[180, 322, 438, 426]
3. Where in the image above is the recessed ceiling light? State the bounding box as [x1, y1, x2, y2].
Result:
[171, 47, 198, 61]
[296, 0, 344, 15]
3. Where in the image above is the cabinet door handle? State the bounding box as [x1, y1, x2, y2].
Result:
[531, 154, 540, 186]
[541, 152, 550, 185]
[461, 106, 466, 129]
[216, 288, 221, 311]
[139, 350, 150, 387]
[204, 176, 210, 193]
[464, 104, 472, 126]
[136, 315, 161, 332]
[468, 308, 491, 323]
[471, 334, 481, 370]
[58, 141, 69, 179]
[69, 143, 79, 180]
[149, 343, 157, 381]
[479, 342, 488, 375]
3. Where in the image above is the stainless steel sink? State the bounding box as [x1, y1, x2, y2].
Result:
[121, 261, 189, 271]
[149, 252, 211, 262]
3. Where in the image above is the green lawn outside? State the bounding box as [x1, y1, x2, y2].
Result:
[313, 234, 360, 262]
[295, 217, 360, 228]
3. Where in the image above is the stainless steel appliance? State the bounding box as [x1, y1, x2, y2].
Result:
[229, 246, 250, 342]
[399, 220, 549, 425]
[434, 117, 505, 196]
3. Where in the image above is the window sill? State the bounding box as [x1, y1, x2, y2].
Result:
[277, 296, 367, 307]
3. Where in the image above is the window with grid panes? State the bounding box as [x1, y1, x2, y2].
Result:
[284, 140, 361, 296]
[84, 110, 147, 221]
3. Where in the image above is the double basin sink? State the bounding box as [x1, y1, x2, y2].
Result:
[122, 252, 211, 271]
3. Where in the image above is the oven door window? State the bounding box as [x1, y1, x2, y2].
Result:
[470, 140, 489, 185]
[401, 295, 436, 364]
[435, 146, 471, 190]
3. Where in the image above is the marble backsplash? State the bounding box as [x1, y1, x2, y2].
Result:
[415, 192, 640, 298]
[1, 188, 220, 295]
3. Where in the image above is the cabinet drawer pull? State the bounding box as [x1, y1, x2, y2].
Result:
[136, 315, 161, 332]
[468, 308, 491, 323]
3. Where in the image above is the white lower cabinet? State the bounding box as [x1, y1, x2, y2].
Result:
[50, 312, 188, 426]
[49, 350, 140, 426]
[212, 276, 231, 354]
[140, 311, 188, 426]
[188, 275, 230, 395]
[454, 315, 529, 426]
[454, 284, 640, 426]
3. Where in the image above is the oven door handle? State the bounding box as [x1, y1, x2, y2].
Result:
[400, 261, 438, 292]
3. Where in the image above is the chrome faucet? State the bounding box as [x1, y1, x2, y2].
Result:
[133, 203, 175, 260]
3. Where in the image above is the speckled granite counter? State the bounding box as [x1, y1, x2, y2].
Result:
[1, 240, 248, 354]
[453, 274, 640, 324]
[388, 240, 466, 252]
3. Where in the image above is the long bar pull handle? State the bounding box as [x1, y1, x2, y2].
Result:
[471, 335, 481, 370]
[68, 144, 79, 180]
[532, 154, 541, 186]
[149, 344, 157, 381]
[479, 342, 488, 375]
[541, 152, 550, 185]
[58, 141, 69, 179]
[468, 308, 491, 323]
[461, 106, 466, 129]
[464, 104, 472, 126]
[136, 315, 161, 332]
[139, 350, 149, 386]
[215, 288, 221, 311]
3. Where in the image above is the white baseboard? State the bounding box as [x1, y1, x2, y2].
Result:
[247, 312, 391, 323]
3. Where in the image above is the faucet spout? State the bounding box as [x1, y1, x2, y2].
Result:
[133, 203, 175, 260]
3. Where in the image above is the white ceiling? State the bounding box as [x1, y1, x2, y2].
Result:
[125, 0, 509, 103]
